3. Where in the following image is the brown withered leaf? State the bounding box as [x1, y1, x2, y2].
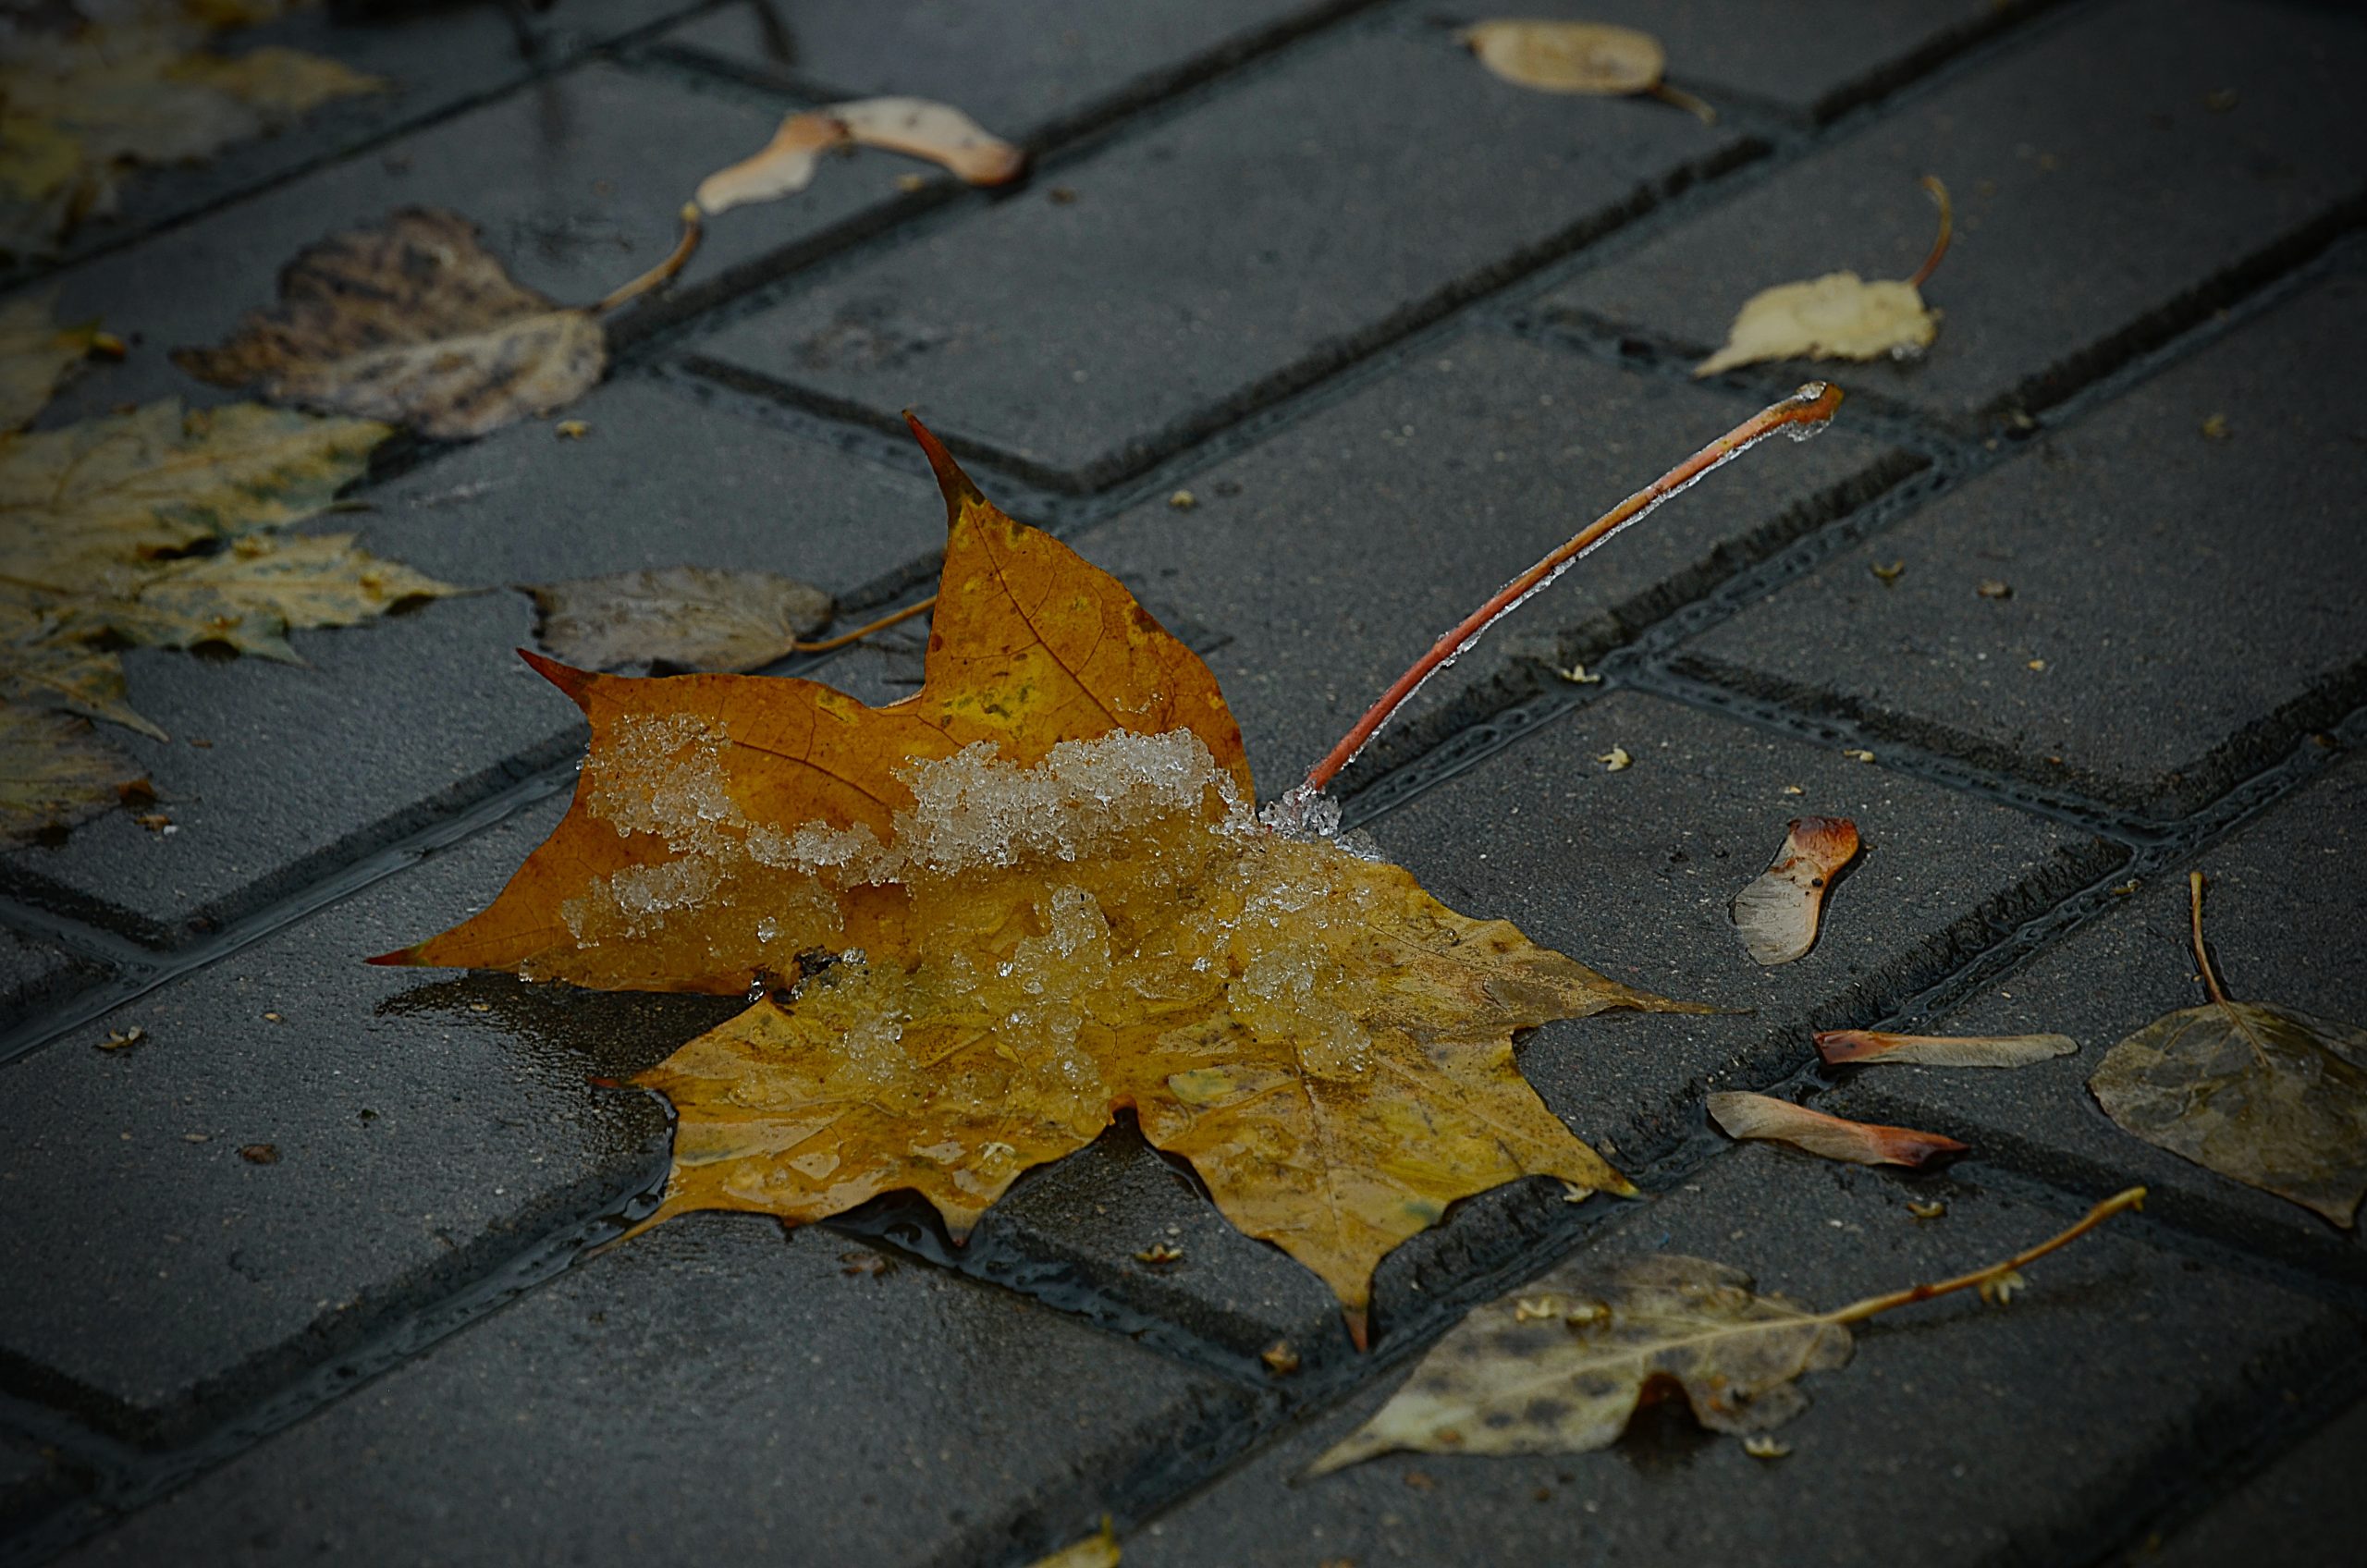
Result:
[526, 567, 835, 672]
[2091, 873, 2367, 1227]
[1697, 178, 1952, 377]
[1730, 815, 1858, 965]
[1311, 1188, 2144, 1473]
[0, 702, 137, 843]
[695, 97, 1024, 215]
[0, 2, 383, 258]
[381, 417, 1706, 1339]
[1816, 1030, 2078, 1069]
[1706, 1091, 1967, 1168]
[1456, 20, 1715, 122]
[174, 208, 607, 440]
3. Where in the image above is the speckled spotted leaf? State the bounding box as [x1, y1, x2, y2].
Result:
[2091, 874, 2367, 1227]
[1312, 1190, 2147, 1473]
[382, 417, 1705, 1340]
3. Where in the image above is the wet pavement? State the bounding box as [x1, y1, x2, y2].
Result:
[3, 2, 2364, 1564]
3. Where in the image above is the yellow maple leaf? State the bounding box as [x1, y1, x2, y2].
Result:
[381, 417, 1723, 1340]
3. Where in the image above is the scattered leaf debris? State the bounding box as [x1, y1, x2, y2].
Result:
[1696, 177, 1951, 377]
[1261, 1340, 1300, 1376]
[1309, 1189, 2141, 1471]
[1168, 489, 1197, 511]
[1597, 746, 1632, 772]
[555, 420, 589, 440]
[2091, 872, 2367, 1226]
[1815, 1030, 2077, 1069]
[1907, 1200, 1947, 1220]
[525, 567, 836, 674]
[1456, 20, 1715, 122]
[1730, 816, 1858, 965]
[98, 1026, 145, 1051]
[239, 1143, 279, 1164]
[1134, 1243, 1184, 1266]
[1870, 559, 1906, 583]
[1706, 1091, 1968, 1169]
[1844, 749, 1876, 765]
[696, 97, 1024, 215]
[1024, 1515, 1119, 1568]
[1742, 1435, 1792, 1460]
[1977, 579, 2012, 600]
[1556, 662, 1602, 684]
[2200, 413, 2229, 440]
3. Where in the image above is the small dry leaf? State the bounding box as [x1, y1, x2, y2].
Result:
[1844, 749, 1876, 765]
[239, 1143, 280, 1165]
[1870, 560, 1906, 583]
[98, 1026, 145, 1051]
[1696, 178, 1950, 376]
[1742, 1435, 1792, 1460]
[1976, 579, 2012, 600]
[1261, 1340, 1301, 1376]
[554, 420, 589, 440]
[1134, 1243, 1184, 1266]
[1457, 21, 1714, 121]
[1730, 816, 1858, 965]
[1907, 1200, 1946, 1219]
[1168, 489, 1197, 511]
[1815, 1030, 2077, 1069]
[2200, 413, 2230, 440]
[525, 568, 836, 674]
[1556, 663, 1602, 685]
[1598, 746, 1632, 772]
[1706, 1091, 1968, 1168]
[697, 98, 1023, 215]
[1310, 1253, 1852, 1473]
[175, 209, 607, 440]
[2091, 876, 2367, 1226]
[1025, 1517, 1119, 1568]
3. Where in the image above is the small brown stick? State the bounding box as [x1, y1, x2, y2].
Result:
[595, 204, 704, 314]
[1826, 1186, 2145, 1325]
[1300, 382, 1845, 795]
[1907, 175, 1954, 290]
[792, 594, 937, 654]
[2188, 870, 2232, 1009]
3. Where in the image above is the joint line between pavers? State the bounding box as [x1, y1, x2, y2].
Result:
[0, 894, 159, 975]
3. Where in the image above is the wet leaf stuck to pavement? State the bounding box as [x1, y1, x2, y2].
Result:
[0, 294, 110, 431]
[2091, 873, 2367, 1227]
[696, 97, 1024, 215]
[1696, 178, 1953, 377]
[1456, 20, 1716, 122]
[526, 567, 836, 673]
[1816, 1030, 2079, 1069]
[0, 703, 137, 841]
[1730, 815, 1858, 965]
[1706, 1091, 1968, 1169]
[382, 416, 1711, 1339]
[175, 208, 624, 441]
[1311, 1188, 2144, 1472]
[0, 0, 382, 259]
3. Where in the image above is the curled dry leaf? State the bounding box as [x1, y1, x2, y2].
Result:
[0, 1, 383, 258]
[1730, 815, 1858, 965]
[1457, 20, 1715, 122]
[1706, 1091, 1968, 1169]
[696, 97, 1024, 215]
[1696, 177, 1953, 377]
[1816, 1030, 2078, 1069]
[1311, 1187, 2145, 1473]
[174, 208, 613, 441]
[2091, 873, 2367, 1227]
[526, 567, 836, 673]
[380, 416, 1709, 1341]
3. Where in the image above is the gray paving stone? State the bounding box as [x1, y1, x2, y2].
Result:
[1828, 752, 2367, 1279]
[0, 1435, 79, 1533]
[0, 377, 947, 943]
[0, 928, 105, 1028]
[1121, 1146, 2362, 1568]
[2152, 1397, 2367, 1568]
[936, 690, 2112, 1366]
[1429, 0, 2058, 124]
[1545, 0, 2367, 430]
[58, 1215, 1258, 1568]
[691, 13, 1752, 489]
[1684, 257, 2367, 814]
[38, 61, 908, 426]
[657, 0, 1363, 142]
[1073, 328, 1919, 794]
[8, 1, 707, 277]
[0, 793, 753, 1442]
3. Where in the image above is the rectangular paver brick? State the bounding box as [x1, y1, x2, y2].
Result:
[657, 0, 1365, 141]
[1829, 752, 2366, 1280]
[0, 793, 737, 1442]
[0, 378, 946, 943]
[1121, 1146, 2361, 1568]
[2155, 1396, 2367, 1568]
[1683, 256, 2367, 814]
[38, 60, 904, 428]
[0, 929, 105, 1029]
[1546, 0, 2367, 430]
[57, 1216, 1258, 1568]
[1071, 327, 1919, 792]
[691, 13, 1752, 489]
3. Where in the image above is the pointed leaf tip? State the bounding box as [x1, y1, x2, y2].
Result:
[363, 945, 418, 967]
[518, 647, 595, 704]
[903, 411, 985, 521]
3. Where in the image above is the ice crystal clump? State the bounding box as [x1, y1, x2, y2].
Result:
[1259, 781, 1341, 840]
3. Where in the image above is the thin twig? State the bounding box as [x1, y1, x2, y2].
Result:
[2188, 870, 2233, 1009]
[595, 204, 704, 315]
[792, 595, 936, 654]
[1300, 382, 1845, 795]
[1826, 1186, 2146, 1326]
[1907, 175, 1954, 290]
